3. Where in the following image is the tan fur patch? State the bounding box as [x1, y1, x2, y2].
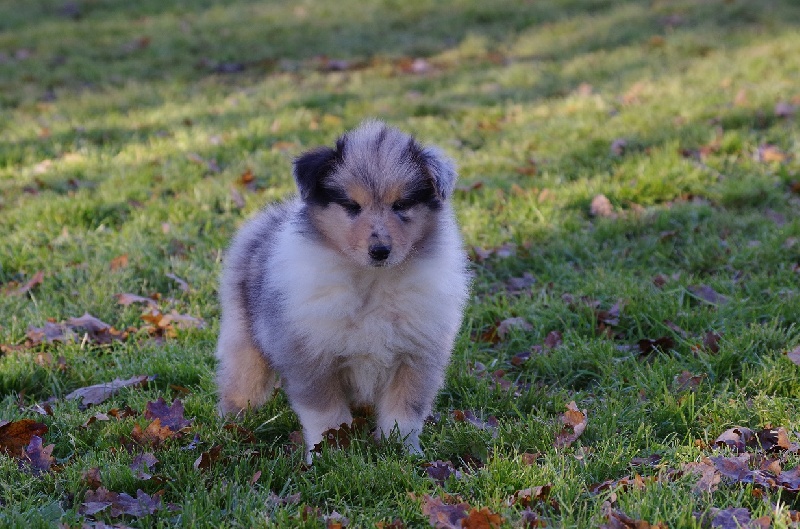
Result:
[346, 184, 372, 208]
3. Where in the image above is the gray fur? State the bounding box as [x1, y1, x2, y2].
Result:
[216, 120, 470, 461]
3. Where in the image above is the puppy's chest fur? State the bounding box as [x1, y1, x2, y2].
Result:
[267, 223, 462, 403]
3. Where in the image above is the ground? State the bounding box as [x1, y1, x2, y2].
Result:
[1, 0, 799, 527]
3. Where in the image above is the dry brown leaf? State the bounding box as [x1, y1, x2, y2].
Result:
[81, 487, 173, 518]
[65, 375, 154, 408]
[193, 444, 222, 472]
[116, 292, 158, 308]
[165, 272, 190, 292]
[590, 194, 616, 218]
[21, 435, 55, 475]
[82, 467, 103, 489]
[419, 494, 471, 529]
[110, 254, 129, 271]
[674, 371, 705, 392]
[0, 419, 48, 456]
[131, 419, 176, 448]
[144, 398, 192, 432]
[688, 285, 729, 305]
[555, 401, 588, 449]
[758, 144, 788, 163]
[496, 317, 533, 339]
[461, 507, 504, 529]
[130, 452, 158, 480]
[786, 346, 800, 366]
[5, 271, 44, 296]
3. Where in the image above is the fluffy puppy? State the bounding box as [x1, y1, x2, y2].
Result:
[215, 120, 470, 460]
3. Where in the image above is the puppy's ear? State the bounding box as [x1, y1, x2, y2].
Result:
[421, 146, 457, 200]
[292, 147, 338, 201]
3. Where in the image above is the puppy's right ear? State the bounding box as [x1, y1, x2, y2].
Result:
[292, 147, 338, 202]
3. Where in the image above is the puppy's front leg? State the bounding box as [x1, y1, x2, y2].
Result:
[285, 374, 353, 463]
[376, 361, 442, 456]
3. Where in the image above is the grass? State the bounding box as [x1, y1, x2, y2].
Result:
[1, 0, 799, 527]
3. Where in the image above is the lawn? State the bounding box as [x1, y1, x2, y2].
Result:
[1, 0, 800, 527]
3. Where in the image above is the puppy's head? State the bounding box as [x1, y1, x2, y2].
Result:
[293, 120, 456, 268]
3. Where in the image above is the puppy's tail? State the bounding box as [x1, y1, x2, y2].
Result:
[216, 326, 278, 417]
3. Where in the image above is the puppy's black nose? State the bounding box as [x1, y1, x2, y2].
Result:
[369, 244, 391, 261]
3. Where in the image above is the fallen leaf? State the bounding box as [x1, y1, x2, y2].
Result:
[81, 487, 174, 518]
[420, 494, 471, 529]
[186, 152, 220, 173]
[683, 459, 721, 493]
[131, 419, 177, 449]
[714, 426, 754, 453]
[697, 507, 755, 529]
[496, 317, 533, 339]
[110, 254, 129, 271]
[26, 321, 76, 345]
[674, 371, 705, 392]
[6, 271, 44, 296]
[610, 139, 628, 156]
[376, 518, 406, 529]
[21, 435, 55, 475]
[506, 272, 537, 292]
[702, 331, 722, 353]
[0, 419, 48, 456]
[324, 510, 350, 528]
[193, 444, 222, 471]
[65, 375, 154, 407]
[520, 452, 541, 466]
[223, 423, 256, 443]
[266, 491, 302, 506]
[775, 101, 796, 118]
[756, 427, 796, 453]
[130, 452, 158, 480]
[688, 285, 729, 305]
[757, 144, 788, 163]
[230, 187, 246, 208]
[424, 460, 462, 486]
[116, 293, 158, 308]
[630, 454, 662, 467]
[637, 336, 675, 356]
[141, 309, 205, 337]
[555, 401, 588, 449]
[602, 505, 667, 529]
[520, 509, 546, 528]
[507, 485, 552, 508]
[596, 301, 623, 327]
[711, 453, 752, 482]
[82, 467, 103, 489]
[590, 194, 616, 218]
[144, 398, 192, 432]
[786, 346, 800, 366]
[312, 417, 369, 454]
[165, 272, 190, 292]
[461, 507, 503, 529]
[82, 412, 110, 428]
[544, 331, 563, 349]
[511, 351, 531, 366]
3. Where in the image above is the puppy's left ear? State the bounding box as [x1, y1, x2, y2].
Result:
[292, 146, 338, 202]
[421, 146, 457, 200]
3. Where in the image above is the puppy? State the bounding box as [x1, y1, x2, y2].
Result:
[215, 120, 470, 461]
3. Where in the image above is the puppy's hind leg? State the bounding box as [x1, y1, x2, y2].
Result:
[215, 315, 276, 417]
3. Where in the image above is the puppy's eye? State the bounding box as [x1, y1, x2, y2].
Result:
[392, 199, 415, 212]
[340, 201, 362, 215]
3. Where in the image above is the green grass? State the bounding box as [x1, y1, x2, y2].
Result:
[2, 0, 800, 527]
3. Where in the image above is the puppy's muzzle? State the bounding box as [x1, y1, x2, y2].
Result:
[368, 244, 391, 262]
